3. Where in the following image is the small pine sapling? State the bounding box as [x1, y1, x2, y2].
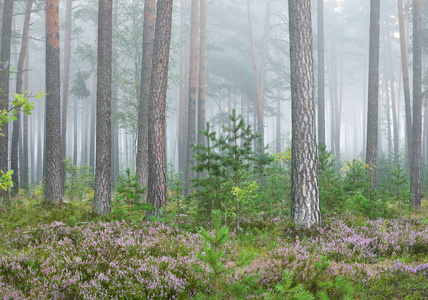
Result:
[194, 210, 255, 300]
[387, 165, 412, 216]
[192, 122, 223, 221]
[167, 163, 185, 219]
[219, 109, 255, 228]
[115, 168, 147, 216]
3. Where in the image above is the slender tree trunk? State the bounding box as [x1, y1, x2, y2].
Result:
[44, 0, 62, 202]
[11, 0, 33, 196]
[197, 0, 207, 146]
[61, 0, 72, 193]
[246, 0, 270, 152]
[0, 0, 4, 55]
[411, 0, 422, 209]
[147, 0, 174, 214]
[89, 76, 96, 175]
[276, 89, 281, 153]
[365, 0, 381, 188]
[94, 0, 113, 215]
[73, 98, 78, 165]
[335, 45, 343, 165]
[178, 0, 188, 176]
[22, 45, 30, 188]
[0, 0, 13, 199]
[397, 0, 412, 174]
[185, 0, 198, 195]
[136, 0, 155, 200]
[383, 49, 392, 162]
[386, 21, 399, 165]
[317, 0, 325, 146]
[289, 0, 321, 228]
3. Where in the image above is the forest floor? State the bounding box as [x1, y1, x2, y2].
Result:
[0, 197, 427, 299]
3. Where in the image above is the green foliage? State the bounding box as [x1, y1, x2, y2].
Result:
[342, 159, 372, 198]
[266, 271, 314, 300]
[63, 158, 94, 200]
[0, 170, 13, 192]
[194, 211, 255, 300]
[386, 165, 412, 215]
[70, 71, 91, 100]
[318, 144, 344, 215]
[192, 122, 224, 221]
[0, 91, 41, 191]
[166, 164, 185, 217]
[114, 168, 147, 217]
[347, 192, 388, 220]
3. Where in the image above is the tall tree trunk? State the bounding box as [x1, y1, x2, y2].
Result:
[197, 0, 207, 147]
[411, 0, 422, 209]
[289, 0, 321, 228]
[386, 21, 399, 165]
[317, 0, 325, 146]
[185, 0, 198, 195]
[11, 0, 33, 196]
[73, 98, 78, 165]
[383, 50, 392, 162]
[178, 0, 188, 176]
[147, 0, 174, 214]
[44, 0, 62, 202]
[397, 0, 412, 174]
[94, 0, 112, 215]
[246, 0, 270, 152]
[0, 0, 4, 54]
[365, 0, 380, 188]
[22, 43, 30, 188]
[136, 0, 155, 200]
[0, 0, 13, 199]
[335, 45, 343, 165]
[89, 75, 96, 175]
[327, 37, 337, 157]
[61, 0, 72, 193]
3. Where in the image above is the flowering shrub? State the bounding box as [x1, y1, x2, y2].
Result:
[0, 221, 210, 299]
[0, 215, 427, 299]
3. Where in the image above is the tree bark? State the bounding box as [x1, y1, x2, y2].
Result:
[147, 0, 174, 214]
[185, 0, 198, 195]
[365, 0, 380, 188]
[178, 0, 188, 176]
[22, 44, 30, 188]
[386, 21, 399, 165]
[94, 0, 113, 215]
[246, 0, 270, 152]
[317, 0, 325, 146]
[61, 0, 72, 193]
[11, 0, 33, 196]
[89, 75, 96, 176]
[411, 0, 422, 210]
[44, 0, 62, 202]
[397, 0, 412, 174]
[0, 0, 13, 199]
[136, 0, 155, 201]
[276, 89, 281, 153]
[289, 0, 321, 228]
[197, 0, 207, 147]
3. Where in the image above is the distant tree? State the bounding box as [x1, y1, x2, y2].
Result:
[0, 0, 13, 199]
[397, 0, 412, 173]
[185, 0, 198, 195]
[365, 0, 381, 188]
[136, 0, 156, 202]
[61, 0, 73, 194]
[94, 0, 113, 215]
[147, 0, 174, 214]
[197, 0, 207, 149]
[44, 0, 62, 203]
[411, 0, 422, 210]
[317, 0, 325, 147]
[11, 0, 33, 196]
[288, 0, 321, 228]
